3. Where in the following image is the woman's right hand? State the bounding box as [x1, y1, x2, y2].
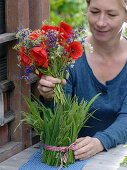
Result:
[37, 75, 66, 100]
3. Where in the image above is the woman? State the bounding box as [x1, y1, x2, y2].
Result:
[38, 0, 127, 160]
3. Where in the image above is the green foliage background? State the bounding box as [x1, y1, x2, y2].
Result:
[50, 0, 88, 28]
[50, 0, 127, 36]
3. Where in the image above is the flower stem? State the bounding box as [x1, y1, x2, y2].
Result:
[53, 83, 66, 105]
[42, 149, 75, 167]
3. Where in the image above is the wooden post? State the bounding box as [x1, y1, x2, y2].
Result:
[29, 0, 50, 30]
[5, 0, 31, 148]
[0, 89, 4, 126]
[4, 0, 50, 150]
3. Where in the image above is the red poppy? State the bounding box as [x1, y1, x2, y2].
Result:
[58, 22, 74, 46]
[40, 41, 48, 49]
[58, 27, 69, 44]
[41, 24, 71, 46]
[19, 46, 32, 66]
[67, 41, 83, 60]
[40, 25, 59, 33]
[30, 47, 48, 68]
[28, 30, 43, 40]
[60, 22, 74, 36]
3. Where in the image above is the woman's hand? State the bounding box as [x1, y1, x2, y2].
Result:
[37, 75, 66, 100]
[74, 136, 104, 160]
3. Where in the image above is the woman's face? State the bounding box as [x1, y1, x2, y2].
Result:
[88, 0, 127, 42]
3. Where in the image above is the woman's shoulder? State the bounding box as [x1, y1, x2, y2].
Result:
[68, 52, 88, 74]
[74, 52, 87, 65]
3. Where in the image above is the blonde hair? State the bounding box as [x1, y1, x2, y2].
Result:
[86, 0, 127, 12]
[121, 0, 127, 11]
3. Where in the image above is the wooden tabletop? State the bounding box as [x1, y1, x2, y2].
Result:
[82, 144, 127, 170]
[0, 143, 127, 170]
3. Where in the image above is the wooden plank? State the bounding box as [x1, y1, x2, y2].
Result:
[0, 89, 4, 126]
[0, 81, 15, 127]
[5, 0, 30, 32]
[0, 111, 15, 127]
[0, 125, 8, 145]
[29, 0, 50, 30]
[0, 33, 15, 44]
[20, 0, 50, 147]
[0, 80, 15, 92]
[5, 0, 31, 148]
[83, 144, 127, 170]
[4, 111, 15, 124]
[0, 141, 22, 162]
[0, 143, 39, 169]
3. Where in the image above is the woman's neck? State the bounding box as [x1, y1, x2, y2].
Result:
[89, 36, 125, 59]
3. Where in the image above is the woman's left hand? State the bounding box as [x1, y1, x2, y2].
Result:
[74, 136, 104, 160]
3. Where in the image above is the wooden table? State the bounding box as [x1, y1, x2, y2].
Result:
[82, 144, 127, 170]
[0, 143, 127, 170]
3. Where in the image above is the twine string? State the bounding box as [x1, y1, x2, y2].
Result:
[42, 142, 77, 170]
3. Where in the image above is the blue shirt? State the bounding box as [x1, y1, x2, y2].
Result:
[65, 52, 127, 150]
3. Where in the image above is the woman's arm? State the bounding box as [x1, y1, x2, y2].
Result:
[93, 98, 127, 150]
[74, 96, 127, 160]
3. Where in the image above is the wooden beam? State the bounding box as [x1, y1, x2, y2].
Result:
[0, 141, 22, 162]
[4, 111, 15, 125]
[0, 125, 8, 146]
[0, 33, 15, 44]
[29, 0, 50, 30]
[4, 0, 50, 154]
[5, 0, 31, 148]
[0, 89, 4, 126]
[0, 80, 15, 92]
[5, 0, 30, 32]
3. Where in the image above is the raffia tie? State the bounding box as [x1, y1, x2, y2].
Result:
[42, 142, 77, 170]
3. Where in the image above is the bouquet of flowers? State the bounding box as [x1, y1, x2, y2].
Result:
[14, 21, 99, 169]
